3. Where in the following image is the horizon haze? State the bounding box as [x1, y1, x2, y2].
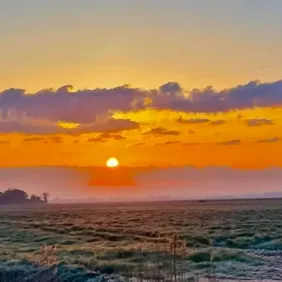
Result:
[1, 0, 282, 201]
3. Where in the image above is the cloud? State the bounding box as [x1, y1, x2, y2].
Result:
[127, 142, 146, 148]
[188, 129, 196, 134]
[70, 118, 139, 135]
[0, 121, 61, 134]
[87, 137, 106, 143]
[157, 141, 182, 145]
[1, 80, 282, 135]
[23, 137, 45, 143]
[153, 80, 282, 113]
[0, 86, 146, 124]
[218, 139, 241, 145]
[245, 119, 274, 127]
[159, 82, 182, 94]
[0, 118, 138, 135]
[210, 120, 226, 125]
[177, 117, 210, 124]
[98, 133, 125, 140]
[144, 127, 180, 136]
[48, 136, 63, 143]
[87, 133, 125, 143]
[0, 80, 281, 121]
[177, 118, 225, 126]
[256, 137, 280, 143]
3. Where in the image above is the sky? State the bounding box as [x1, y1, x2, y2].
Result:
[1, 0, 282, 200]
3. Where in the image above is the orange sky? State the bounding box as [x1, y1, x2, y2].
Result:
[0, 94, 281, 169]
[1, 1, 282, 170]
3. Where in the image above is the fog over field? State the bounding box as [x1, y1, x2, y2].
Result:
[0, 166, 282, 202]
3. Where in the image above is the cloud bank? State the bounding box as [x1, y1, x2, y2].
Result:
[0, 80, 282, 134]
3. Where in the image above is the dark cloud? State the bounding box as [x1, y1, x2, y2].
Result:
[157, 141, 182, 145]
[98, 133, 125, 141]
[0, 121, 61, 134]
[177, 117, 210, 124]
[48, 136, 63, 143]
[188, 129, 196, 134]
[245, 119, 274, 127]
[23, 137, 45, 143]
[210, 120, 226, 125]
[87, 133, 125, 143]
[218, 139, 241, 146]
[256, 137, 280, 143]
[153, 80, 282, 113]
[1, 80, 282, 135]
[0, 118, 138, 135]
[0, 86, 146, 124]
[87, 137, 106, 143]
[144, 127, 180, 136]
[159, 82, 182, 94]
[69, 119, 139, 135]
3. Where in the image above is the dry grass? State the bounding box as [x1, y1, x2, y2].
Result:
[1, 200, 282, 280]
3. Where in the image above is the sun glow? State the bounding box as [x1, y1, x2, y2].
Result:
[106, 157, 119, 168]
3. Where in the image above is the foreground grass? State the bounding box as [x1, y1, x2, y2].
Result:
[0, 200, 282, 281]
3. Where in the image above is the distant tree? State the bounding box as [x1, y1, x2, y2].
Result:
[0, 189, 46, 205]
[42, 192, 50, 203]
[30, 194, 44, 203]
[0, 189, 28, 204]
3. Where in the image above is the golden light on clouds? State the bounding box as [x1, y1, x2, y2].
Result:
[57, 121, 80, 129]
[0, 79, 282, 168]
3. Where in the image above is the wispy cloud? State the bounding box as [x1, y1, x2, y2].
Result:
[256, 137, 280, 143]
[218, 139, 241, 146]
[156, 141, 182, 146]
[47, 136, 63, 144]
[177, 117, 210, 124]
[245, 119, 274, 127]
[23, 137, 45, 143]
[143, 127, 180, 136]
[127, 142, 146, 148]
[87, 133, 125, 143]
[210, 120, 226, 125]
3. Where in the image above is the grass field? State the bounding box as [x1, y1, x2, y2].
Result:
[1, 199, 282, 281]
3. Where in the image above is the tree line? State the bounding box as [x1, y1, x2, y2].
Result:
[0, 189, 49, 205]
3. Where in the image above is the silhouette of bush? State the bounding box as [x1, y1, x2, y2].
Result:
[0, 189, 47, 205]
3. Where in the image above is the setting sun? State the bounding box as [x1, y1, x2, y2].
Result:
[106, 157, 119, 168]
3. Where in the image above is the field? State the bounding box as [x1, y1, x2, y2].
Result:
[0, 199, 282, 281]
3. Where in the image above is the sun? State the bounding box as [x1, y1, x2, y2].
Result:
[106, 157, 119, 168]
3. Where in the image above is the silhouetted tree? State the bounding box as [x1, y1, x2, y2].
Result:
[30, 194, 44, 203]
[0, 189, 28, 204]
[42, 192, 50, 203]
[0, 189, 46, 205]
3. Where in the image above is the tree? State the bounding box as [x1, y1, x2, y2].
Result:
[30, 194, 44, 203]
[0, 189, 47, 205]
[0, 189, 28, 204]
[42, 192, 50, 203]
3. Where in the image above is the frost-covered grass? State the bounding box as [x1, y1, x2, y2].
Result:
[0, 199, 282, 281]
